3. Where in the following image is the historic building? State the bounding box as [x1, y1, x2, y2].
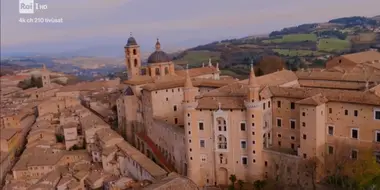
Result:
[117, 35, 380, 188]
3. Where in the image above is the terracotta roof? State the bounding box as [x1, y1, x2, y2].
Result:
[197, 96, 245, 109]
[298, 79, 367, 90]
[341, 51, 380, 64]
[58, 80, 117, 92]
[369, 84, 380, 96]
[202, 70, 298, 98]
[175, 66, 219, 77]
[296, 70, 380, 82]
[0, 75, 30, 81]
[141, 77, 236, 91]
[296, 94, 328, 106]
[268, 86, 380, 106]
[0, 128, 19, 141]
[123, 75, 154, 85]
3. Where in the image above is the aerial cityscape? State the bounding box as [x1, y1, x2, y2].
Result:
[1, 0, 380, 190]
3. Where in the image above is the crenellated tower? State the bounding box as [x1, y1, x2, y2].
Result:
[182, 65, 202, 185]
[124, 33, 141, 79]
[245, 65, 265, 179]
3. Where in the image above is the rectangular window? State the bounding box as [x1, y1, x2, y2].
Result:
[351, 150, 358, 160]
[268, 101, 271, 108]
[241, 140, 247, 149]
[375, 131, 380, 143]
[354, 110, 358, 117]
[328, 126, 334, 136]
[174, 118, 178, 124]
[375, 153, 380, 164]
[277, 118, 282, 127]
[242, 157, 248, 165]
[291, 143, 295, 149]
[200, 140, 205, 148]
[345, 110, 348, 115]
[303, 134, 307, 140]
[375, 109, 380, 120]
[351, 128, 359, 139]
[200, 154, 207, 163]
[277, 101, 281, 108]
[240, 122, 246, 131]
[290, 120, 296, 129]
[329, 108, 332, 113]
[173, 105, 177, 111]
[328, 146, 334, 155]
[290, 102, 295, 109]
[263, 103, 266, 110]
[199, 122, 204, 130]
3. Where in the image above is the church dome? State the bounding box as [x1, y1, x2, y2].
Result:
[147, 38, 171, 64]
[147, 51, 171, 64]
[125, 33, 138, 47]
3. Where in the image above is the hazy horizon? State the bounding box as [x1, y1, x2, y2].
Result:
[1, 0, 379, 57]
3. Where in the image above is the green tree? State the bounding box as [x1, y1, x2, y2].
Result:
[30, 76, 43, 88]
[347, 150, 380, 190]
[229, 174, 237, 190]
[56, 134, 64, 142]
[237, 179, 244, 190]
[253, 180, 266, 190]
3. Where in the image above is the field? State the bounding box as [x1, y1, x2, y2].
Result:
[273, 49, 322, 56]
[173, 50, 221, 66]
[317, 38, 351, 52]
[263, 34, 317, 43]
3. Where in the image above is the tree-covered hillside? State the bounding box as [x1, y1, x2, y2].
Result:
[172, 16, 380, 78]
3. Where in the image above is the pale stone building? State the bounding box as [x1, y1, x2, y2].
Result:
[117, 39, 380, 189]
[117, 36, 239, 176]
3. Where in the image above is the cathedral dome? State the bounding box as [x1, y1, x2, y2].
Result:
[147, 51, 171, 64]
[147, 38, 171, 64]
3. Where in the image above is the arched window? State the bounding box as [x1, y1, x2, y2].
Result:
[217, 135, 227, 149]
[134, 59, 138, 67]
[165, 67, 169, 74]
[133, 49, 137, 55]
[155, 68, 160, 75]
[127, 59, 131, 68]
[217, 117, 227, 131]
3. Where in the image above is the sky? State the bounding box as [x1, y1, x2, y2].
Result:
[1, 0, 379, 56]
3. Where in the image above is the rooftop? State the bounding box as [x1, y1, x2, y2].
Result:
[117, 141, 167, 179]
[0, 128, 19, 141]
[341, 50, 380, 64]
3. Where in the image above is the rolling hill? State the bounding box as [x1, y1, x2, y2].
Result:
[172, 15, 380, 78]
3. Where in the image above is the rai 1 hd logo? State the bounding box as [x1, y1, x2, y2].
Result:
[19, 0, 34, 14]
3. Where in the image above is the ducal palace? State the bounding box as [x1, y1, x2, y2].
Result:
[116, 35, 380, 188]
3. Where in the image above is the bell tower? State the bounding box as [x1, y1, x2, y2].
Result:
[245, 64, 265, 179]
[41, 64, 51, 87]
[124, 33, 141, 80]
